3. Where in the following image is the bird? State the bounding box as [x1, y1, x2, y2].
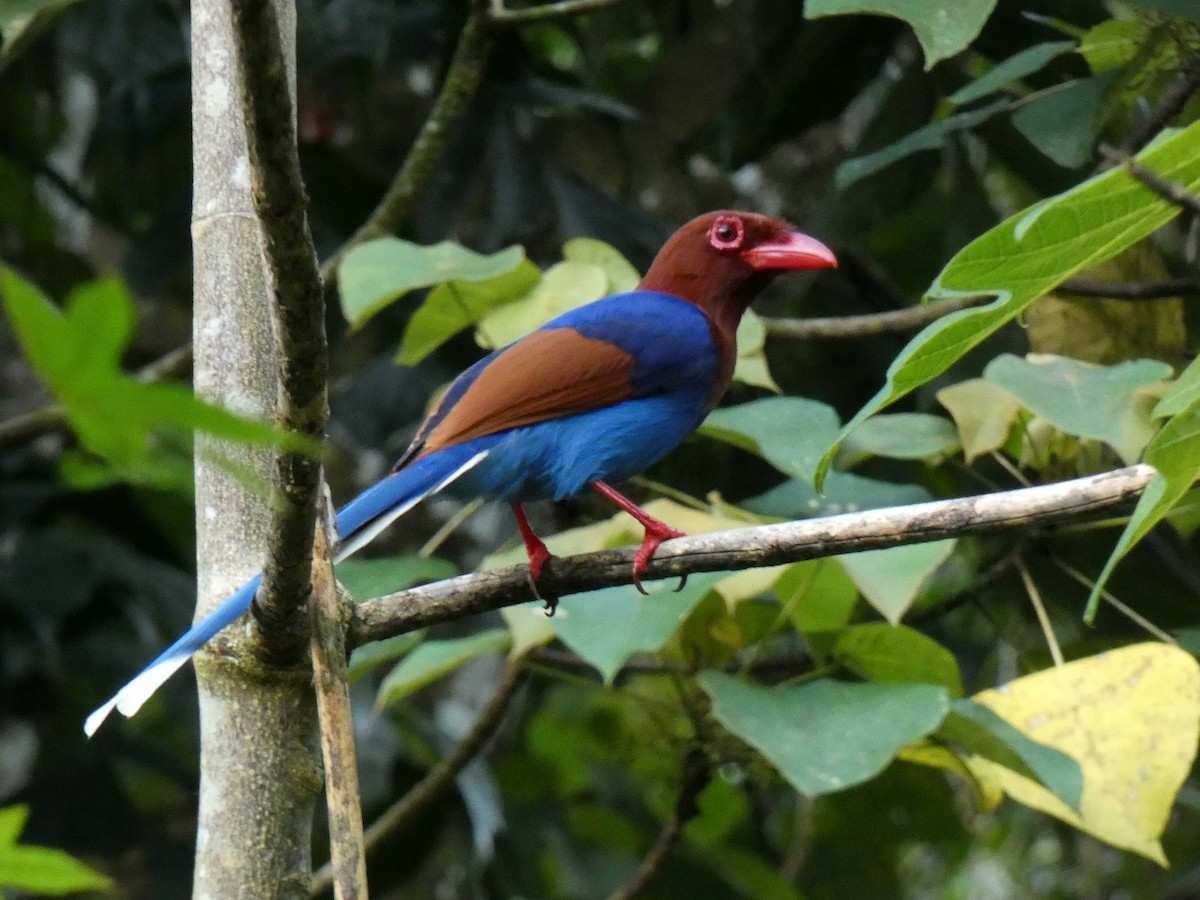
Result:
[84, 210, 836, 736]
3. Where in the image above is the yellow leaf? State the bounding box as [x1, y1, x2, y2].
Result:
[965, 643, 1200, 865]
[483, 499, 784, 607]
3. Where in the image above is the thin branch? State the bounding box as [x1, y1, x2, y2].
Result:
[319, 12, 493, 285]
[1052, 557, 1177, 644]
[1099, 143, 1200, 217]
[309, 511, 368, 900]
[1016, 558, 1063, 667]
[488, 0, 634, 25]
[349, 465, 1155, 648]
[605, 748, 710, 900]
[309, 656, 529, 897]
[761, 294, 990, 340]
[525, 647, 812, 681]
[1058, 276, 1200, 299]
[229, 0, 329, 659]
[1120, 51, 1200, 159]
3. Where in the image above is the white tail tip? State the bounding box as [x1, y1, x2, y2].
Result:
[83, 654, 191, 738]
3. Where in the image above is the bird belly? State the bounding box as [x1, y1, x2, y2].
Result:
[460, 393, 708, 503]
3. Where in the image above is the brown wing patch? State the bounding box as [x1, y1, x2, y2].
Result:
[416, 327, 636, 458]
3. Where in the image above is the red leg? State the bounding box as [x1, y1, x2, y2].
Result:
[592, 481, 686, 594]
[512, 503, 553, 581]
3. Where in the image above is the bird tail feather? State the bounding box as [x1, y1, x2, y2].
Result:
[84, 447, 488, 736]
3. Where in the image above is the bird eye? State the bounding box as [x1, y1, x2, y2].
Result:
[708, 216, 744, 251]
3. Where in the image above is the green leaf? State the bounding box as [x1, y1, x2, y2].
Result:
[1012, 73, 1116, 169]
[732, 311, 779, 392]
[474, 260, 609, 350]
[347, 632, 426, 681]
[984, 354, 1171, 463]
[0, 266, 75, 385]
[700, 673, 950, 796]
[1087, 396, 1200, 620]
[839, 539, 956, 624]
[834, 622, 963, 696]
[805, 0, 998, 68]
[838, 412, 960, 467]
[561, 237, 640, 294]
[396, 260, 541, 365]
[944, 699, 1084, 812]
[376, 629, 511, 707]
[746, 472, 932, 520]
[335, 555, 457, 600]
[702, 397, 842, 482]
[0, 806, 112, 895]
[339, 238, 526, 329]
[816, 120, 1200, 489]
[776, 559, 859, 638]
[548, 574, 722, 684]
[836, 98, 1010, 189]
[1154, 354, 1200, 418]
[948, 41, 1077, 106]
[936, 378, 1022, 462]
[1079, 19, 1149, 75]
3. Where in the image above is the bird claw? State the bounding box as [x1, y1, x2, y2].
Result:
[631, 521, 686, 595]
[525, 569, 559, 616]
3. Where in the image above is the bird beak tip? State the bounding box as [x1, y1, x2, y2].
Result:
[744, 231, 837, 272]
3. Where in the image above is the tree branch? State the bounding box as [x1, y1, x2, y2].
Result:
[761, 294, 989, 340]
[1119, 50, 1200, 159]
[349, 465, 1155, 648]
[1057, 276, 1200, 299]
[605, 748, 710, 900]
[309, 657, 529, 897]
[1100, 144, 1200, 217]
[229, 0, 329, 659]
[319, 11, 493, 285]
[309, 515, 368, 900]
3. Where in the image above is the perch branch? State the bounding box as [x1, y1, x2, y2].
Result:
[349, 465, 1155, 647]
[309, 657, 529, 897]
[488, 0, 634, 25]
[229, 0, 329, 659]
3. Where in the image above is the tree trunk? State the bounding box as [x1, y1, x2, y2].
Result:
[191, 0, 319, 896]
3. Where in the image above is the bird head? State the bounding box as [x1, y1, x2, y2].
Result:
[639, 210, 836, 334]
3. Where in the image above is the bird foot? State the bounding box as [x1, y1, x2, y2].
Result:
[631, 520, 686, 595]
[512, 503, 559, 614]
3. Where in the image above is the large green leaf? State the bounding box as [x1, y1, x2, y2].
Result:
[805, 0, 998, 68]
[474, 260, 608, 349]
[335, 554, 457, 600]
[838, 412, 960, 466]
[834, 622, 963, 696]
[816, 120, 1200, 489]
[376, 629, 512, 707]
[836, 98, 1010, 189]
[983, 354, 1171, 463]
[396, 260, 540, 365]
[942, 700, 1084, 812]
[0, 805, 112, 895]
[703, 397, 842, 482]
[700, 673, 950, 796]
[1011, 73, 1117, 169]
[548, 574, 723, 684]
[1086, 396, 1200, 620]
[0, 269, 313, 493]
[339, 238, 526, 329]
[948, 41, 1077, 106]
[838, 539, 956, 624]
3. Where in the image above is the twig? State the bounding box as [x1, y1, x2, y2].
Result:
[761, 295, 990, 340]
[1016, 558, 1063, 667]
[309, 509, 368, 900]
[605, 748, 711, 900]
[349, 465, 1155, 647]
[488, 0, 634, 25]
[229, 0, 329, 660]
[1052, 557, 1177, 644]
[309, 656, 529, 897]
[1099, 144, 1200, 217]
[319, 12, 493, 285]
[1120, 51, 1200, 159]
[525, 647, 812, 681]
[1058, 276, 1200, 299]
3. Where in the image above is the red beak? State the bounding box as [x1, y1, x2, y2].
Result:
[742, 230, 837, 272]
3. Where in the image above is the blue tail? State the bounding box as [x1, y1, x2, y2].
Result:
[84, 444, 490, 736]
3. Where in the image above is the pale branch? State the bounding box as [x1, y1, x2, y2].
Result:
[229, 0, 329, 659]
[320, 11, 493, 285]
[605, 748, 710, 900]
[309, 517, 368, 900]
[1100, 143, 1200, 217]
[488, 0, 634, 25]
[310, 657, 529, 897]
[762, 294, 988, 340]
[349, 465, 1155, 648]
